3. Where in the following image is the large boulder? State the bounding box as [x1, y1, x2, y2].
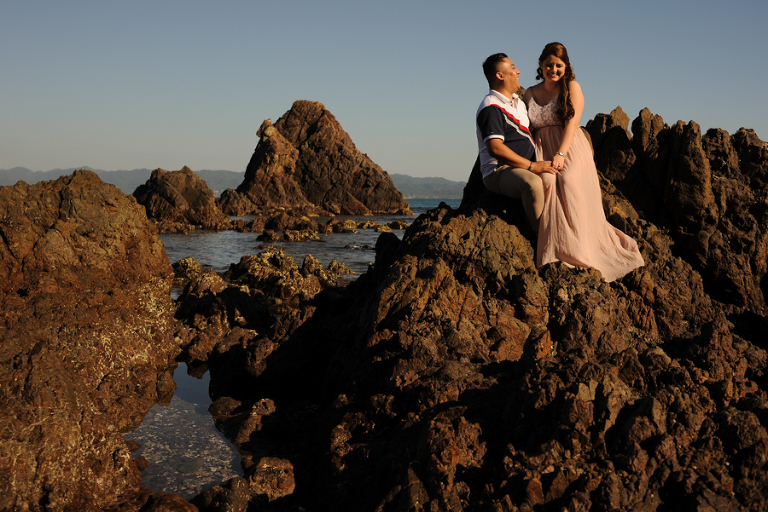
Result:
[220, 100, 412, 216]
[133, 166, 232, 233]
[0, 171, 189, 510]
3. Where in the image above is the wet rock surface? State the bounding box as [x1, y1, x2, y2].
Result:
[219, 100, 412, 216]
[175, 113, 768, 511]
[0, 171, 184, 510]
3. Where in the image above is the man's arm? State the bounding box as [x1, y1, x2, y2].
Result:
[486, 139, 558, 175]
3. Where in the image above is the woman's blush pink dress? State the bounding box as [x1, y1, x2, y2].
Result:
[527, 95, 644, 282]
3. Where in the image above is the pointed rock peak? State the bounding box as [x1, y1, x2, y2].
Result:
[257, 119, 274, 139]
[227, 100, 411, 216]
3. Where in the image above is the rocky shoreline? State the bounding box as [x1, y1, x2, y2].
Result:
[0, 171, 192, 510]
[131, 101, 412, 236]
[1, 103, 767, 511]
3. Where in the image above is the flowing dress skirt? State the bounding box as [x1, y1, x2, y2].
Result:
[534, 125, 644, 282]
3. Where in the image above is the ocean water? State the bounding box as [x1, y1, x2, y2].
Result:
[126, 198, 460, 499]
[162, 198, 461, 282]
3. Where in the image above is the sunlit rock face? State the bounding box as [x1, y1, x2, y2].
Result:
[0, 171, 183, 510]
[219, 100, 411, 217]
[133, 165, 233, 233]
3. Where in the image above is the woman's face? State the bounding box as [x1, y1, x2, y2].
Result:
[540, 55, 566, 83]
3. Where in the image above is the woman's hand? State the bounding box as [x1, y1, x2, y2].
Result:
[553, 153, 565, 171]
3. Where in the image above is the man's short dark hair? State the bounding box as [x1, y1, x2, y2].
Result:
[483, 53, 508, 85]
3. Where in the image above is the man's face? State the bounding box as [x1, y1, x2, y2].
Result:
[498, 57, 520, 91]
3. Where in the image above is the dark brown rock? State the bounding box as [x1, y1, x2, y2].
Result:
[586, 108, 768, 314]
[0, 171, 185, 510]
[191, 476, 251, 512]
[247, 457, 295, 501]
[218, 188, 257, 217]
[190, 188, 765, 512]
[220, 101, 412, 216]
[174, 246, 353, 398]
[134, 165, 232, 232]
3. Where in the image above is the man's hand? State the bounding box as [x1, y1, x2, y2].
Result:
[486, 139, 559, 176]
[530, 160, 558, 175]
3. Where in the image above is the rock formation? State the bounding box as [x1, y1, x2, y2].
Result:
[133, 166, 232, 233]
[3, 104, 767, 511]
[174, 112, 768, 511]
[586, 107, 768, 315]
[218, 100, 412, 216]
[0, 171, 192, 511]
[174, 247, 353, 375]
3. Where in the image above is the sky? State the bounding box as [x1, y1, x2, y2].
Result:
[2, 0, 766, 182]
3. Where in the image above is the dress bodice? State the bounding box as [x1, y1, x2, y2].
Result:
[528, 95, 562, 130]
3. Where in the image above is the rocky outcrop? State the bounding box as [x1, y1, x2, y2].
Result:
[134, 166, 232, 233]
[174, 248, 352, 373]
[176, 114, 768, 511]
[219, 100, 412, 216]
[0, 171, 189, 510]
[6, 105, 763, 511]
[586, 108, 768, 314]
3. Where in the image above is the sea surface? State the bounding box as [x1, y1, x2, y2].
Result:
[125, 198, 460, 499]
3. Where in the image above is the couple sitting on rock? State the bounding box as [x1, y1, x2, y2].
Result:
[476, 42, 644, 283]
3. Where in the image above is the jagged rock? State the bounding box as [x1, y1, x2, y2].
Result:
[224, 249, 323, 311]
[173, 256, 203, 286]
[388, 219, 410, 230]
[0, 171, 184, 510]
[219, 101, 412, 216]
[587, 109, 768, 314]
[175, 247, 353, 384]
[134, 166, 232, 232]
[191, 476, 251, 512]
[283, 229, 319, 242]
[174, 269, 272, 371]
[263, 211, 319, 233]
[188, 115, 767, 510]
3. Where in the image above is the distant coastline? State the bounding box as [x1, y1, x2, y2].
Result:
[0, 167, 465, 200]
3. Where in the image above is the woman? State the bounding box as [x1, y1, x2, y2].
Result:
[523, 42, 644, 282]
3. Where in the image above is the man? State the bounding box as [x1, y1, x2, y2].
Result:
[476, 53, 556, 234]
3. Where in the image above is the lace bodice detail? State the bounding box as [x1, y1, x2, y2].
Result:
[528, 95, 562, 130]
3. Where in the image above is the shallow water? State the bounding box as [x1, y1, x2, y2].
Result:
[124, 363, 242, 499]
[161, 218, 394, 280]
[127, 199, 459, 498]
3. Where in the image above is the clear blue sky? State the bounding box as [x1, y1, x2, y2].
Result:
[2, 0, 766, 182]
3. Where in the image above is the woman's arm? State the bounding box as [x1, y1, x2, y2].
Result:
[553, 80, 584, 170]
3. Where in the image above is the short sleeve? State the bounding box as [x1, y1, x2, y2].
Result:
[477, 105, 505, 142]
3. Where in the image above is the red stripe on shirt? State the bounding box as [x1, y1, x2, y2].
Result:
[491, 104, 532, 137]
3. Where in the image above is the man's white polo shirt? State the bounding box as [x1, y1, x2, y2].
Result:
[476, 89, 535, 178]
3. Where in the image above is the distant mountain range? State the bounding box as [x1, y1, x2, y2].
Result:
[388, 174, 464, 199]
[0, 167, 465, 199]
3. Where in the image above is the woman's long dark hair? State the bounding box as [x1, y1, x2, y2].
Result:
[535, 42, 576, 122]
